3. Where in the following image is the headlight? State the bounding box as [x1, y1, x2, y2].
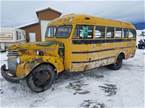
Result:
[36, 50, 44, 56]
[36, 50, 39, 55]
[16, 56, 20, 64]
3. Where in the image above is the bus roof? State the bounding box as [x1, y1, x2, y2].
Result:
[48, 14, 135, 29]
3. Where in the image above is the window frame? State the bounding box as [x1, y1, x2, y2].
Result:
[45, 26, 57, 38]
[94, 25, 105, 39]
[105, 27, 115, 39]
[73, 24, 94, 39]
[45, 25, 72, 38]
[128, 29, 136, 39]
[115, 27, 122, 39]
[55, 25, 72, 38]
[122, 28, 129, 39]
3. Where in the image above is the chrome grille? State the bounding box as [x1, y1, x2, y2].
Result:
[8, 50, 19, 56]
[7, 51, 18, 76]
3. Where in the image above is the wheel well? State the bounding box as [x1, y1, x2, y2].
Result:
[39, 62, 56, 70]
[26, 62, 57, 77]
[119, 52, 125, 59]
[38, 62, 57, 73]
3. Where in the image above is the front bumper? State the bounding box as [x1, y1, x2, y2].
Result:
[1, 64, 24, 83]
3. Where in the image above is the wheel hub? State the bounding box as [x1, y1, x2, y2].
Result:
[33, 70, 51, 87]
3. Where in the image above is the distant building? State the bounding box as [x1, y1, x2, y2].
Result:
[19, 7, 61, 42]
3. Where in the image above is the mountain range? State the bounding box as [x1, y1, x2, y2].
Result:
[134, 22, 145, 30]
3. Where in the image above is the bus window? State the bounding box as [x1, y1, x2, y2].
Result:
[46, 26, 56, 37]
[129, 29, 136, 38]
[95, 26, 105, 38]
[122, 29, 129, 38]
[115, 28, 122, 38]
[106, 27, 114, 38]
[55, 25, 72, 38]
[74, 25, 93, 39]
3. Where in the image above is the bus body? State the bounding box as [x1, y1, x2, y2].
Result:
[46, 14, 136, 72]
[1, 14, 136, 92]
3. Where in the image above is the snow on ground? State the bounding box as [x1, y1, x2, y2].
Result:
[0, 52, 8, 68]
[0, 49, 144, 108]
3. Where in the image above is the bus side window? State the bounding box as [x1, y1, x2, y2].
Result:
[122, 29, 129, 38]
[46, 26, 56, 37]
[129, 29, 136, 38]
[95, 26, 105, 38]
[74, 25, 93, 39]
[106, 27, 114, 38]
[115, 28, 122, 38]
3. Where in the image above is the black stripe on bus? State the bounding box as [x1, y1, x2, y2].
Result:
[72, 48, 114, 54]
[72, 39, 135, 44]
[72, 46, 134, 54]
[72, 56, 115, 63]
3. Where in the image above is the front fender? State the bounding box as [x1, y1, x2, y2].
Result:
[16, 56, 64, 78]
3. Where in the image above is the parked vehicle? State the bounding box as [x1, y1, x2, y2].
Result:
[140, 31, 145, 36]
[1, 14, 136, 92]
[138, 39, 145, 49]
[0, 28, 26, 51]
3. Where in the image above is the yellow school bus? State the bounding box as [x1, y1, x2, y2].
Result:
[1, 14, 136, 92]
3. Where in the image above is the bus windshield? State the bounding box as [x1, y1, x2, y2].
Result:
[45, 25, 72, 38]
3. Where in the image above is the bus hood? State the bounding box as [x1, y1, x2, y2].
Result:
[8, 41, 63, 57]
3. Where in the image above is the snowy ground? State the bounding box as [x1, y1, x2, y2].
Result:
[0, 49, 144, 108]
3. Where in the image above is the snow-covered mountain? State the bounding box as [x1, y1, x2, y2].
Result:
[134, 22, 145, 30]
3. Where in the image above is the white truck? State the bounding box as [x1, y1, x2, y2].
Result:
[0, 27, 26, 51]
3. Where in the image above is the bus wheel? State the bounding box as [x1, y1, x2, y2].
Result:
[107, 55, 123, 70]
[26, 64, 55, 93]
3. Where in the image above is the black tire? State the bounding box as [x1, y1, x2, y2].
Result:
[107, 55, 123, 70]
[26, 64, 55, 93]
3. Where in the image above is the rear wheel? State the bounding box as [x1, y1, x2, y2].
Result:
[26, 64, 55, 93]
[107, 55, 123, 70]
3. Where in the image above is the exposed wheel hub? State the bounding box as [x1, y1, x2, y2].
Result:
[33, 70, 51, 87]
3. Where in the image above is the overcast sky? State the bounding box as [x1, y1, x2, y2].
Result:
[0, 0, 144, 27]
